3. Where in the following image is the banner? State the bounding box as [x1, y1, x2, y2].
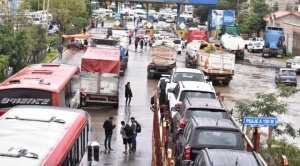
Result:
[212, 10, 235, 30]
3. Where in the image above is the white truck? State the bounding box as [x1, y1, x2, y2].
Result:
[147, 45, 177, 79]
[220, 33, 245, 60]
[244, 37, 264, 48]
[186, 41, 235, 85]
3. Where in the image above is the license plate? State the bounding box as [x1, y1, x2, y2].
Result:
[216, 77, 225, 80]
[286, 79, 290, 81]
[90, 95, 106, 99]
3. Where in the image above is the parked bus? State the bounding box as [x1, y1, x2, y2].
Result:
[0, 63, 80, 115]
[0, 105, 100, 165]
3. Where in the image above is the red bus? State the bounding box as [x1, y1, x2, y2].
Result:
[0, 63, 80, 115]
[0, 105, 100, 165]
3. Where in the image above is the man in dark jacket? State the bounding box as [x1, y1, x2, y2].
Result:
[103, 117, 116, 150]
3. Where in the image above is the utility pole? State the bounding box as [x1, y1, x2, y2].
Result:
[46, 0, 50, 31]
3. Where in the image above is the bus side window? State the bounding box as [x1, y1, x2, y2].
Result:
[59, 86, 67, 107]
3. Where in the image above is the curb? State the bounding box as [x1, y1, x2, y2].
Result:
[47, 48, 68, 63]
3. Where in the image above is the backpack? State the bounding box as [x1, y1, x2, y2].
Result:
[124, 124, 133, 137]
[135, 121, 141, 133]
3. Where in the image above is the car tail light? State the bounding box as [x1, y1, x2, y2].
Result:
[184, 145, 191, 160]
[175, 103, 181, 108]
[179, 119, 186, 128]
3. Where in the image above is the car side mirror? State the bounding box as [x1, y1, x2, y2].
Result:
[204, 76, 209, 80]
[171, 107, 177, 112]
[181, 160, 192, 166]
[167, 88, 174, 93]
[177, 128, 183, 134]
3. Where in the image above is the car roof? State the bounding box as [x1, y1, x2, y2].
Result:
[279, 68, 296, 71]
[202, 149, 264, 166]
[178, 81, 215, 93]
[174, 67, 203, 74]
[183, 97, 226, 110]
[191, 117, 239, 130]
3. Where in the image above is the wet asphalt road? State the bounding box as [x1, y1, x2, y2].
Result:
[53, 20, 300, 165]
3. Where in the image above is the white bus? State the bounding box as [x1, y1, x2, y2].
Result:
[0, 105, 100, 165]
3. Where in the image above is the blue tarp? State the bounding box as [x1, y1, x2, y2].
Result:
[120, 45, 126, 57]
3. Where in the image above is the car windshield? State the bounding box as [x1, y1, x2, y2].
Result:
[33, 18, 40, 21]
[179, 91, 216, 101]
[194, 130, 239, 147]
[173, 40, 181, 44]
[281, 70, 295, 76]
[292, 58, 300, 63]
[172, 72, 204, 83]
[254, 43, 262, 46]
[137, 30, 145, 34]
[186, 109, 228, 119]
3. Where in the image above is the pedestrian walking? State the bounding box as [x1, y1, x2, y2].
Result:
[134, 27, 138, 35]
[130, 117, 137, 151]
[57, 43, 63, 59]
[103, 117, 116, 150]
[101, 20, 104, 28]
[134, 38, 139, 51]
[139, 38, 144, 50]
[283, 45, 287, 56]
[96, 19, 98, 28]
[120, 121, 133, 154]
[133, 17, 136, 25]
[83, 27, 86, 34]
[125, 82, 133, 106]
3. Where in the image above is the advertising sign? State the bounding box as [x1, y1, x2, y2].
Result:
[212, 10, 235, 30]
[148, 46, 177, 65]
[115, 13, 121, 20]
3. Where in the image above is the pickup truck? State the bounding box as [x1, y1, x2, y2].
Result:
[244, 37, 264, 48]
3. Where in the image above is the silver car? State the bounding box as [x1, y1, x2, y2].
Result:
[275, 68, 297, 86]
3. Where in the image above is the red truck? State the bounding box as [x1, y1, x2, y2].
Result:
[80, 47, 120, 108]
[187, 30, 209, 43]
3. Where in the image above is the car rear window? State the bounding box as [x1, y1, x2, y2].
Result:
[254, 43, 262, 46]
[179, 91, 215, 101]
[172, 72, 204, 83]
[173, 40, 181, 44]
[292, 58, 300, 63]
[194, 130, 239, 147]
[186, 109, 227, 119]
[281, 70, 295, 76]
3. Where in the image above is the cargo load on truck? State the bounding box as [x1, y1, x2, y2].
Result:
[220, 25, 245, 60]
[90, 38, 128, 75]
[147, 45, 177, 79]
[186, 41, 235, 85]
[187, 30, 209, 43]
[262, 26, 284, 58]
[80, 47, 120, 108]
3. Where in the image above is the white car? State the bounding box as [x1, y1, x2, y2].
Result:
[164, 67, 206, 100]
[168, 81, 216, 119]
[165, 15, 175, 23]
[289, 56, 300, 73]
[171, 38, 184, 54]
[153, 31, 168, 40]
[247, 42, 264, 53]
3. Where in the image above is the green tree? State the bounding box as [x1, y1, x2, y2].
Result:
[286, 1, 293, 11]
[272, 1, 279, 12]
[9, 29, 33, 73]
[47, 34, 59, 52]
[0, 55, 9, 81]
[28, 25, 48, 63]
[234, 87, 300, 165]
[50, 0, 87, 34]
[154, 4, 162, 12]
[193, 6, 209, 23]
[240, 14, 261, 34]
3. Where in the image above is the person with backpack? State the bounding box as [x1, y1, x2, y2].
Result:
[120, 121, 133, 154]
[134, 38, 139, 51]
[130, 117, 141, 151]
[103, 117, 116, 150]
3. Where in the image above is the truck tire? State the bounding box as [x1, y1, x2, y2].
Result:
[240, 54, 244, 60]
[113, 103, 119, 109]
[223, 81, 230, 86]
[147, 71, 153, 79]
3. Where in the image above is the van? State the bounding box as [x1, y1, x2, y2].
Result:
[33, 17, 42, 25]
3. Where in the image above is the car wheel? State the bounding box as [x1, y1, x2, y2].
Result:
[294, 83, 297, 87]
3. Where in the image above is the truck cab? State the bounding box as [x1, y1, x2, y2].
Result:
[262, 26, 284, 58]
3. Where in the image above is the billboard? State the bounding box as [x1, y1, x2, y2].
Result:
[212, 10, 235, 30]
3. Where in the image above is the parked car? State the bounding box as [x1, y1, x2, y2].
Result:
[247, 42, 264, 53]
[175, 117, 245, 164]
[172, 97, 230, 138]
[168, 81, 216, 119]
[135, 29, 147, 39]
[166, 15, 176, 23]
[165, 68, 206, 101]
[153, 31, 168, 40]
[286, 56, 300, 73]
[181, 148, 265, 166]
[275, 68, 297, 86]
